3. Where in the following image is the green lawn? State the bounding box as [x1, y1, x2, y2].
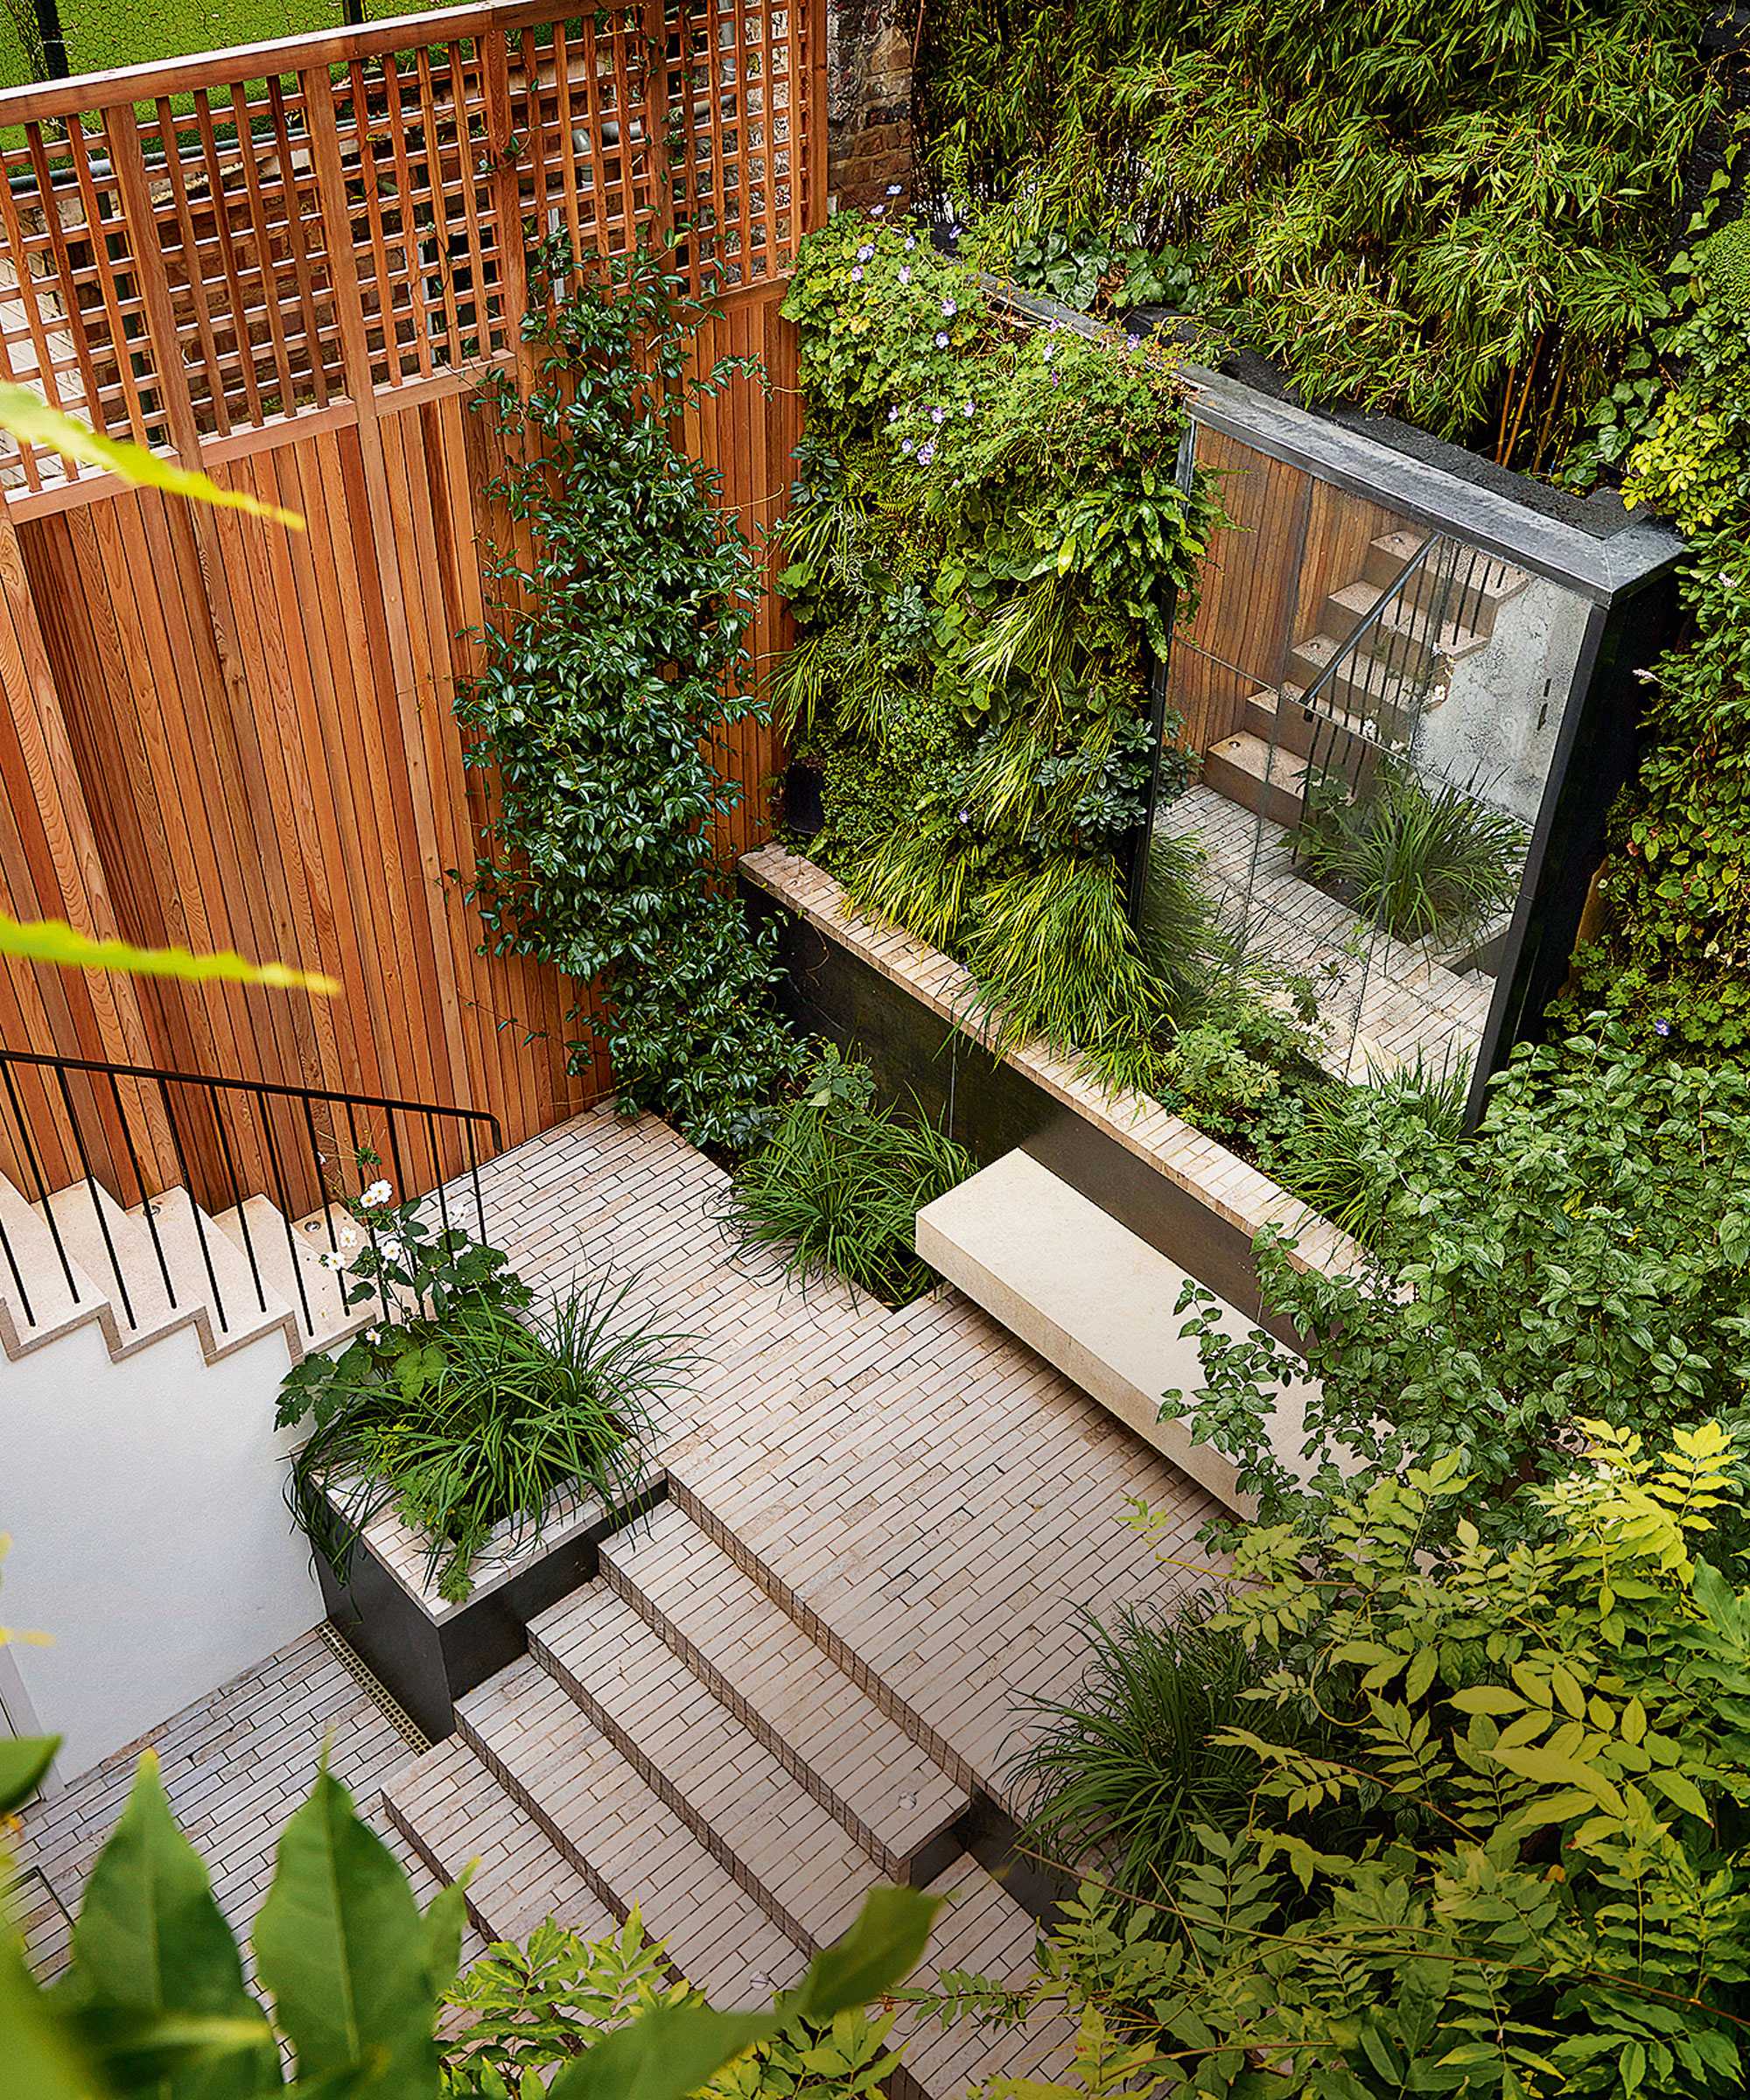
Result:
[0, 0, 422, 91]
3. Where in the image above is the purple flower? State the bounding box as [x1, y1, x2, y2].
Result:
[899, 265, 912, 284]
[1125, 332, 1141, 350]
[934, 329, 950, 348]
[905, 235, 916, 251]
[887, 183, 903, 196]
[887, 405, 900, 422]
[870, 204, 886, 217]
[951, 224, 962, 238]
[918, 441, 935, 465]
[1656, 1018, 1672, 1037]
[962, 400, 976, 416]
[941, 298, 957, 318]
[900, 438, 914, 453]
[931, 405, 945, 424]
[857, 243, 875, 262]
[1052, 373, 1061, 386]
[849, 266, 864, 283]
[956, 808, 970, 824]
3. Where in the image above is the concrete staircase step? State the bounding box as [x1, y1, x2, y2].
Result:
[1244, 689, 1383, 782]
[915, 1149, 1326, 1513]
[1200, 730, 1307, 827]
[214, 1194, 370, 1354]
[458, 1655, 811, 2002]
[598, 1498, 967, 1881]
[127, 1190, 298, 1362]
[530, 1581, 886, 1948]
[1326, 579, 1489, 674]
[1284, 634, 1424, 732]
[32, 1181, 203, 1359]
[0, 1172, 107, 1358]
[382, 1735, 620, 1948]
[1363, 530, 1530, 637]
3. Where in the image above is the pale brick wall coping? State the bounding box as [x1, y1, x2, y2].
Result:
[739, 844, 1362, 1282]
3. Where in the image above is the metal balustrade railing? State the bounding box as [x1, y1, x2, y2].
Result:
[0, 1048, 502, 1347]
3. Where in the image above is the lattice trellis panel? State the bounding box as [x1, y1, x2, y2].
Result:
[0, 0, 822, 494]
[664, 0, 807, 289]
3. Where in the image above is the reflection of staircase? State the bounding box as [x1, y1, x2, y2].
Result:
[1202, 529, 1531, 824]
[385, 1492, 1073, 2096]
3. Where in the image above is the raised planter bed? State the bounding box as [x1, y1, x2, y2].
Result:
[314, 1470, 664, 1742]
[738, 845, 1362, 1352]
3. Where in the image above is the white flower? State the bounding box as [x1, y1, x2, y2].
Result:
[317, 1250, 347, 1272]
[886, 183, 903, 196]
[377, 1236, 407, 1266]
[360, 1179, 393, 1208]
[338, 1224, 360, 1249]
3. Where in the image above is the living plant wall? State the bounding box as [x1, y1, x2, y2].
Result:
[775, 214, 1326, 1123]
[914, 0, 1717, 476]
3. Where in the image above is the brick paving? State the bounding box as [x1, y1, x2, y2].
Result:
[12, 1094, 1228, 2090]
[7, 1626, 485, 1983]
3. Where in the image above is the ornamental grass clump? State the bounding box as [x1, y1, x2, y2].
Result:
[1005, 1593, 1327, 1900]
[280, 1274, 692, 1603]
[726, 1049, 975, 1305]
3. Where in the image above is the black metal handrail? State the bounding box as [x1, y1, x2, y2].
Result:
[1287, 530, 1504, 847]
[0, 1048, 504, 1349]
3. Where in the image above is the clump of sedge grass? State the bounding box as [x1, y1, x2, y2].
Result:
[726, 1048, 975, 1304]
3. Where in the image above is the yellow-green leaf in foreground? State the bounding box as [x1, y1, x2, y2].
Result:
[0, 384, 303, 530]
[0, 916, 339, 995]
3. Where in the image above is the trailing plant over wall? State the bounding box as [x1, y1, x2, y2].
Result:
[457, 244, 804, 1152]
[776, 214, 1232, 1094]
[1158, 1017, 1750, 1538]
[915, 0, 1717, 472]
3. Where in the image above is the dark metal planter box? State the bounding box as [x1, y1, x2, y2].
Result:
[314, 1475, 663, 1742]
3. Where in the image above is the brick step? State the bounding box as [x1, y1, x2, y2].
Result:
[382, 1735, 620, 1949]
[598, 1497, 966, 1881]
[458, 1654, 810, 2002]
[530, 1581, 895, 1948]
[455, 1656, 1074, 2094]
[1243, 688, 1383, 782]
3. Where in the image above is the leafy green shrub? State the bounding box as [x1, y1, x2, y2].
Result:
[280, 1278, 690, 1602]
[457, 242, 804, 1153]
[1163, 1016, 1750, 1534]
[942, 1429, 1750, 2099]
[726, 1053, 975, 1304]
[1294, 761, 1525, 944]
[1007, 1594, 1317, 1900]
[0, 1732, 938, 2100]
[1263, 1048, 1468, 1247]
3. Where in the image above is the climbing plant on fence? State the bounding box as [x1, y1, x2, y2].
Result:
[457, 245, 805, 1153]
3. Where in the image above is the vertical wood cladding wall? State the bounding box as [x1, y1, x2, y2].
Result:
[0, 0, 821, 1201]
[1167, 424, 1410, 758]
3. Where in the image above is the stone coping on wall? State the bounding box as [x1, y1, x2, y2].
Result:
[739, 844, 1364, 1284]
[332, 1462, 668, 1627]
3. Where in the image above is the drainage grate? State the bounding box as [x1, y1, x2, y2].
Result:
[318, 1624, 430, 1755]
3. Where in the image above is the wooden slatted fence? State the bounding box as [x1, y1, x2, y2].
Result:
[0, 0, 822, 1210]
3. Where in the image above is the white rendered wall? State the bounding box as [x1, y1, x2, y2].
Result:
[1412, 574, 1592, 826]
[0, 1318, 322, 1784]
